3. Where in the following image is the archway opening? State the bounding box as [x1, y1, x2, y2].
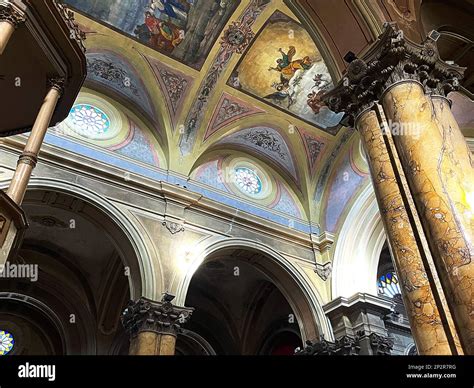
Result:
[0, 189, 142, 355]
[184, 247, 320, 355]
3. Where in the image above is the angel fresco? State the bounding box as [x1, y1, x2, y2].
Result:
[265, 46, 313, 108]
[268, 46, 312, 87]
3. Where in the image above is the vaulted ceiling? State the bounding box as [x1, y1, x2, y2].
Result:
[51, 0, 473, 233]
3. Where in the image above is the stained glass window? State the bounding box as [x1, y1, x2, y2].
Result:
[68, 104, 110, 137]
[0, 330, 14, 355]
[234, 167, 262, 195]
[377, 271, 401, 298]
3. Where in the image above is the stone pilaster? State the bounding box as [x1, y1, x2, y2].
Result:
[121, 294, 193, 356]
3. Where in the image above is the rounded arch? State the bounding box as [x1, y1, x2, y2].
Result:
[332, 183, 386, 298]
[0, 178, 159, 300]
[175, 237, 334, 342]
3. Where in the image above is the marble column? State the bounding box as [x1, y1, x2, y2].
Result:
[381, 81, 474, 354]
[122, 294, 193, 356]
[0, 2, 25, 55]
[355, 107, 456, 355]
[7, 78, 64, 205]
[321, 22, 472, 354]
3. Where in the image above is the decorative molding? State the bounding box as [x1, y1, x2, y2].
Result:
[180, 0, 270, 154]
[321, 22, 465, 125]
[205, 93, 265, 140]
[0, 2, 25, 28]
[295, 335, 360, 355]
[121, 295, 193, 337]
[30, 215, 68, 229]
[297, 128, 326, 175]
[87, 57, 140, 97]
[145, 58, 192, 129]
[366, 332, 394, 355]
[314, 261, 332, 281]
[54, 1, 86, 53]
[162, 220, 185, 235]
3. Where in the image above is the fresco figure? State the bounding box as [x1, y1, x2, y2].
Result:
[148, 0, 192, 21]
[268, 46, 313, 86]
[134, 11, 184, 52]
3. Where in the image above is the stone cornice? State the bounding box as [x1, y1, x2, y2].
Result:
[321, 22, 465, 125]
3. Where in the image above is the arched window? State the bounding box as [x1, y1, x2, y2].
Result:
[0, 330, 14, 356]
[377, 271, 401, 298]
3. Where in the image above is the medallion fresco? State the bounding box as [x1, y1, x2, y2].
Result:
[228, 12, 344, 132]
[65, 0, 241, 69]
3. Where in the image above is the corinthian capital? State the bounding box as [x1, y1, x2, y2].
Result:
[121, 294, 193, 338]
[0, 1, 26, 27]
[321, 22, 465, 125]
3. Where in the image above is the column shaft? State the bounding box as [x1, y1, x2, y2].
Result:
[356, 108, 457, 355]
[0, 20, 14, 54]
[382, 81, 474, 354]
[6, 86, 61, 205]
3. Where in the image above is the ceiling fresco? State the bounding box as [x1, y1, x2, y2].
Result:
[227, 12, 344, 132]
[47, 0, 388, 234]
[65, 0, 241, 69]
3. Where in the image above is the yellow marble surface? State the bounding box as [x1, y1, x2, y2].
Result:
[357, 109, 455, 355]
[382, 82, 474, 354]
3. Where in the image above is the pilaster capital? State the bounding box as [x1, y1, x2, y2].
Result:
[321, 23, 465, 125]
[121, 294, 194, 338]
[0, 2, 26, 27]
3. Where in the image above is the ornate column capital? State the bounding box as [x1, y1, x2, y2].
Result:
[0, 2, 26, 28]
[321, 22, 465, 125]
[295, 335, 361, 356]
[47, 76, 66, 95]
[121, 294, 194, 338]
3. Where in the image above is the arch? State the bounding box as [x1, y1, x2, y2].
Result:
[0, 178, 158, 300]
[332, 183, 386, 298]
[0, 292, 69, 355]
[175, 237, 334, 342]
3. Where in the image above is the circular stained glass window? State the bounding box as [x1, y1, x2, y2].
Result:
[377, 271, 401, 298]
[234, 167, 262, 195]
[0, 330, 14, 355]
[68, 104, 110, 137]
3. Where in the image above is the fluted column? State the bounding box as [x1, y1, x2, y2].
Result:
[381, 80, 474, 354]
[0, 1, 25, 55]
[122, 294, 193, 356]
[321, 22, 472, 354]
[6, 78, 64, 205]
[355, 107, 457, 355]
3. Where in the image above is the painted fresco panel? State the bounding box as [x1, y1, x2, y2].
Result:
[66, 0, 241, 69]
[228, 12, 343, 132]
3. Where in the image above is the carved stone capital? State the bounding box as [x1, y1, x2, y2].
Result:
[357, 331, 394, 355]
[295, 335, 360, 356]
[0, 2, 26, 27]
[47, 76, 65, 95]
[321, 22, 465, 125]
[121, 294, 193, 338]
